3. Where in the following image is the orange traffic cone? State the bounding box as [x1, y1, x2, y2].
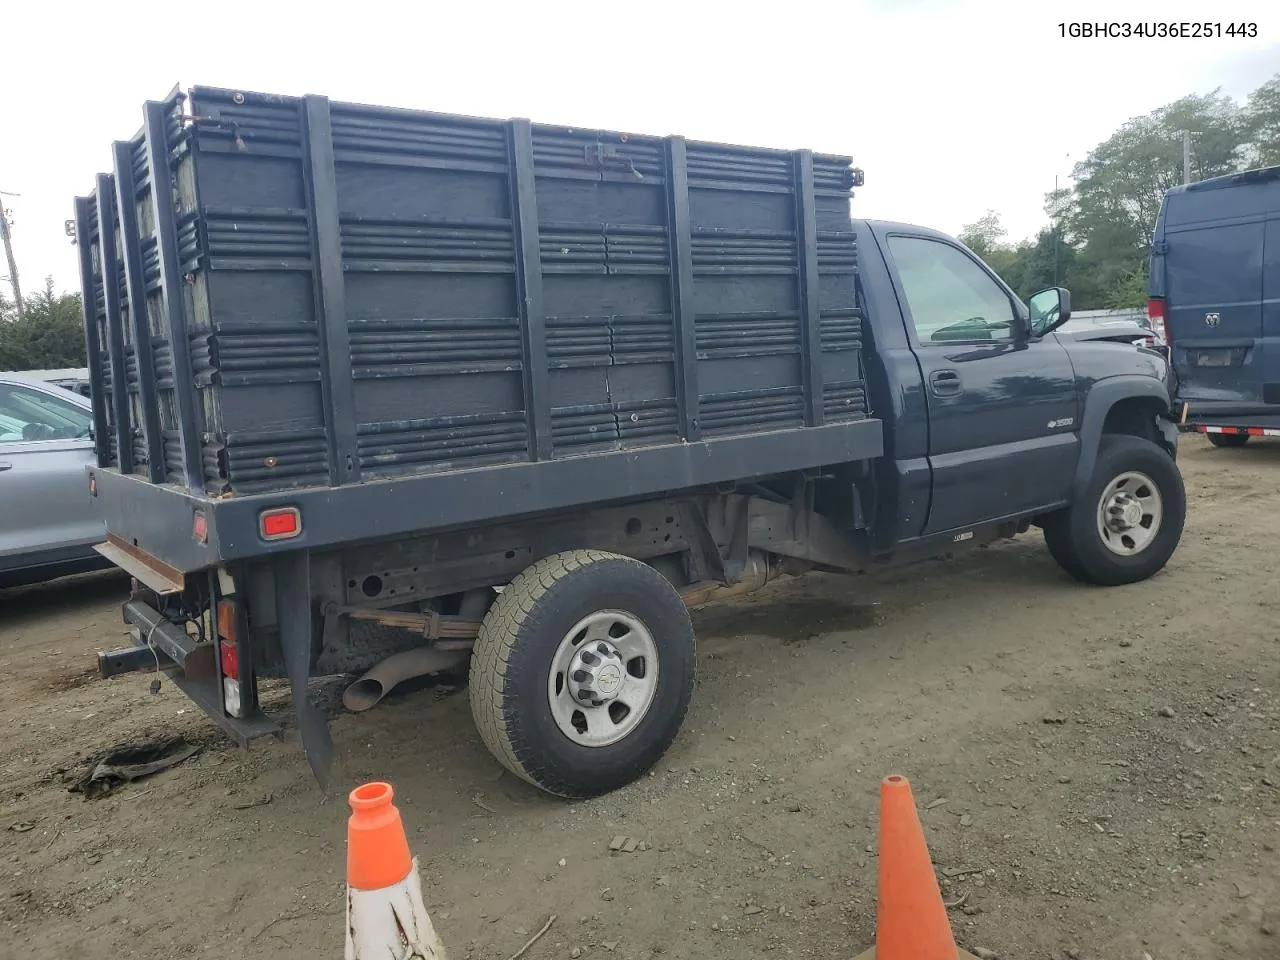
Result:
[345, 781, 449, 959]
[855, 774, 979, 960]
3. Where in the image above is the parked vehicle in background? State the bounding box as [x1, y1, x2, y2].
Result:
[83, 85, 1185, 798]
[0, 373, 109, 587]
[1148, 164, 1280, 448]
[1056, 309, 1161, 351]
[17, 368, 94, 398]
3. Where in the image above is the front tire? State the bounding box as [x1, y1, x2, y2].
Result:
[1043, 435, 1186, 586]
[469, 550, 696, 798]
[1207, 432, 1249, 449]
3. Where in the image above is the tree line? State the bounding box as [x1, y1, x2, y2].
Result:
[0, 280, 86, 371]
[961, 73, 1279, 311]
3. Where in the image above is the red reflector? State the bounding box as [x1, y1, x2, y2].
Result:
[192, 511, 209, 544]
[219, 640, 240, 681]
[1147, 297, 1168, 345]
[88, 475, 97, 497]
[216, 599, 239, 642]
[260, 507, 301, 540]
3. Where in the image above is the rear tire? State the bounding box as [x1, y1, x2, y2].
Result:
[1043, 435, 1186, 586]
[1206, 432, 1249, 448]
[469, 550, 696, 798]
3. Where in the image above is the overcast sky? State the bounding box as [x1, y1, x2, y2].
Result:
[3, 0, 1277, 296]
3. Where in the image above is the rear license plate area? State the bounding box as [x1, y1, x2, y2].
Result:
[1195, 350, 1236, 368]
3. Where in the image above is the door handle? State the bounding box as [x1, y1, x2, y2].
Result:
[0, 463, 12, 472]
[929, 369, 962, 396]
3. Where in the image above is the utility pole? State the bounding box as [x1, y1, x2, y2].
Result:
[1051, 154, 1070, 287]
[1182, 130, 1192, 185]
[1053, 174, 1060, 286]
[0, 190, 24, 321]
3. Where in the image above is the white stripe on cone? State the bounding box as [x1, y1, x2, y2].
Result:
[345, 857, 448, 960]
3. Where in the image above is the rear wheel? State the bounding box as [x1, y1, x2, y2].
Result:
[1043, 435, 1186, 586]
[469, 550, 696, 798]
[1206, 432, 1249, 449]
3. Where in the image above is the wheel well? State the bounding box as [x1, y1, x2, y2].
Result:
[1102, 397, 1164, 445]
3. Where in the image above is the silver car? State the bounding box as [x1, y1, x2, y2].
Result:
[0, 374, 109, 587]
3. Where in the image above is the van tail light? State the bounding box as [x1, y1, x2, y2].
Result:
[1147, 297, 1169, 346]
[216, 599, 243, 717]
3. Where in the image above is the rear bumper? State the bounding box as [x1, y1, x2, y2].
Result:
[1176, 399, 1280, 420]
[1177, 401, 1280, 433]
[100, 599, 277, 745]
[1186, 422, 1280, 438]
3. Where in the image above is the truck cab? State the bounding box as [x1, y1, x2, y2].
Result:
[1148, 164, 1280, 446]
[858, 220, 1178, 566]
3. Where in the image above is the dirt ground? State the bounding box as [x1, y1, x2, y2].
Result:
[2, 434, 1278, 960]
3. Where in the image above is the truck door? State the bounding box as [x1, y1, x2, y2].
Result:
[877, 229, 1078, 534]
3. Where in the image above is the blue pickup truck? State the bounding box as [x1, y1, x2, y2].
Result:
[82, 86, 1184, 798]
[1149, 164, 1280, 446]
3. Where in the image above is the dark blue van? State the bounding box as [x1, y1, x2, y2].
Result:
[1148, 165, 1280, 447]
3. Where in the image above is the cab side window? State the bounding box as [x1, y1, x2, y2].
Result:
[888, 236, 1016, 343]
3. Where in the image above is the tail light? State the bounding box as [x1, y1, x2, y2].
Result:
[1147, 297, 1169, 346]
[216, 598, 243, 717]
[260, 506, 301, 541]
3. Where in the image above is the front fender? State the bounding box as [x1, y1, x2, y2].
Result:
[1073, 376, 1175, 498]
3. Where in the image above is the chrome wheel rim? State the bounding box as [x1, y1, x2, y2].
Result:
[1096, 470, 1163, 556]
[547, 610, 659, 748]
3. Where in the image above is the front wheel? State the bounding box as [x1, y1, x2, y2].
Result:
[469, 550, 696, 798]
[1043, 435, 1186, 586]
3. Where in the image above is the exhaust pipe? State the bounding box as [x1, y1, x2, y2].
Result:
[342, 647, 470, 713]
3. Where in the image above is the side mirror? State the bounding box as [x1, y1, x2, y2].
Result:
[1028, 287, 1072, 337]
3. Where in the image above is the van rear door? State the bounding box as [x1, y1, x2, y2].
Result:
[1161, 177, 1269, 409]
[1265, 180, 1280, 405]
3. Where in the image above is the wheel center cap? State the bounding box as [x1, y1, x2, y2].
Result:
[597, 664, 622, 694]
[568, 642, 626, 706]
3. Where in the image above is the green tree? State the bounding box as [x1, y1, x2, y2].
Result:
[1244, 74, 1280, 167]
[1104, 265, 1149, 310]
[958, 209, 1007, 260]
[0, 277, 87, 370]
[1003, 226, 1078, 303]
[1071, 90, 1245, 253]
[1061, 90, 1247, 309]
[965, 75, 1275, 316]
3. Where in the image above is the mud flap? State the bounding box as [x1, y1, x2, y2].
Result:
[274, 549, 334, 786]
[1158, 416, 1180, 459]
